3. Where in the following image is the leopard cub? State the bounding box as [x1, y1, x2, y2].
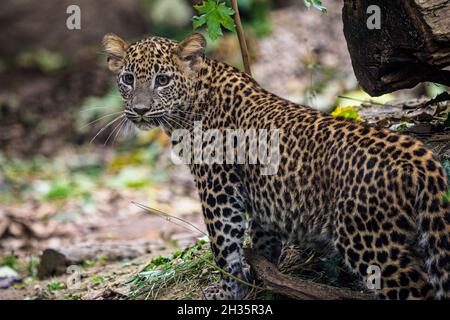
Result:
[103, 33, 450, 300]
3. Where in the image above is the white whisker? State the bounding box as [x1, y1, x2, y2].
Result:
[79, 106, 112, 113]
[104, 118, 126, 145]
[164, 116, 189, 131]
[90, 114, 124, 144]
[80, 111, 123, 129]
[112, 118, 127, 145]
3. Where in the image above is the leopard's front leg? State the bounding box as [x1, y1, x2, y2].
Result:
[193, 164, 249, 300]
[249, 219, 282, 264]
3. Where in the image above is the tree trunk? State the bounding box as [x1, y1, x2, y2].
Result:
[342, 0, 450, 96]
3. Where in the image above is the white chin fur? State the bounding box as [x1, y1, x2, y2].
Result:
[134, 122, 154, 130]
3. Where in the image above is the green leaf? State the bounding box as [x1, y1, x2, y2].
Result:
[206, 14, 223, 39]
[192, 15, 206, 29]
[303, 0, 327, 14]
[193, 0, 236, 40]
[221, 14, 236, 32]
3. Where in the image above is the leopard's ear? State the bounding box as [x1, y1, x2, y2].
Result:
[174, 33, 206, 72]
[102, 33, 128, 73]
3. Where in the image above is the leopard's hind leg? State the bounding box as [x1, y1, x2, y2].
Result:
[334, 205, 433, 299]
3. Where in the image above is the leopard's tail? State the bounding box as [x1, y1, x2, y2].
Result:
[418, 175, 450, 299]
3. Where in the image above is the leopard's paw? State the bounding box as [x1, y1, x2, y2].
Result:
[202, 281, 249, 300]
[202, 283, 227, 300]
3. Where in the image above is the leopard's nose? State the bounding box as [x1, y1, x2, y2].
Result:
[133, 104, 150, 116]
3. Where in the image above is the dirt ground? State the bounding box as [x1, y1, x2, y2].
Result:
[0, 144, 207, 299]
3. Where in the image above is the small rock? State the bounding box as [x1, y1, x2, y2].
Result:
[37, 241, 156, 279]
[0, 266, 19, 278]
[0, 266, 21, 289]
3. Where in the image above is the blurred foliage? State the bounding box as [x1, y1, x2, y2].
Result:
[1, 255, 18, 271]
[16, 49, 71, 72]
[46, 281, 66, 291]
[143, 0, 193, 40]
[44, 181, 77, 201]
[238, 0, 272, 37]
[77, 89, 123, 134]
[149, 0, 192, 28]
[0, 134, 169, 204]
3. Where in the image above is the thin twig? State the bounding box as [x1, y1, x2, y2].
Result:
[337, 95, 396, 108]
[131, 201, 207, 236]
[231, 0, 252, 75]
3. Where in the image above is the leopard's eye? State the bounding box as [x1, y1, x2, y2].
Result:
[155, 75, 170, 87]
[121, 73, 134, 86]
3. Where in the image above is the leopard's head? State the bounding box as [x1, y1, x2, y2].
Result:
[102, 33, 207, 130]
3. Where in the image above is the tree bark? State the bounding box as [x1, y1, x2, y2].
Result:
[244, 249, 375, 300]
[342, 0, 450, 96]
